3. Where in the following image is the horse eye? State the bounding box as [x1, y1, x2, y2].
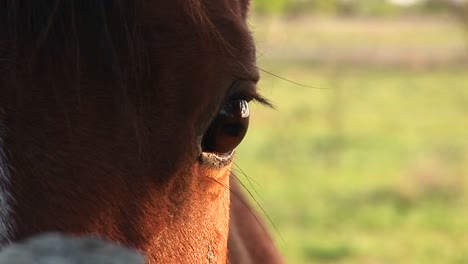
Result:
[202, 100, 250, 154]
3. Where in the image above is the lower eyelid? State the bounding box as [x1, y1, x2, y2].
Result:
[199, 151, 234, 168]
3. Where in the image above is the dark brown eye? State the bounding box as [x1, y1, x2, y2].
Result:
[202, 100, 250, 154]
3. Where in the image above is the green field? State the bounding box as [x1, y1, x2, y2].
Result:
[235, 17, 468, 264]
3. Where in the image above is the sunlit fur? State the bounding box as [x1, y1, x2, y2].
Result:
[0, 0, 283, 263]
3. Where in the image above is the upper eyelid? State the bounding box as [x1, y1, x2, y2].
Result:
[227, 80, 254, 96]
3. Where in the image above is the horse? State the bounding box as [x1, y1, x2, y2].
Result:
[0, 0, 284, 263]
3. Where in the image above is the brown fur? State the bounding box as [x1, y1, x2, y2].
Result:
[0, 0, 283, 263]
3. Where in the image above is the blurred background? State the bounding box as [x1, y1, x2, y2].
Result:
[234, 0, 468, 263]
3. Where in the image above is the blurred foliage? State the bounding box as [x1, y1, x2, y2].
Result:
[252, 0, 467, 17]
[236, 15, 468, 264]
[237, 62, 468, 264]
[253, 0, 291, 15]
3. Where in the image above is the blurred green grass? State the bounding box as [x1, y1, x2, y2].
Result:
[235, 17, 468, 264]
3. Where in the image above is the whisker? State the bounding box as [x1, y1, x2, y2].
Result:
[233, 162, 260, 186]
[231, 162, 262, 200]
[229, 172, 285, 245]
[239, 59, 328, 89]
[206, 174, 285, 245]
[255, 50, 267, 60]
[230, 168, 261, 193]
[257, 67, 329, 90]
[231, 163, 260, 186]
